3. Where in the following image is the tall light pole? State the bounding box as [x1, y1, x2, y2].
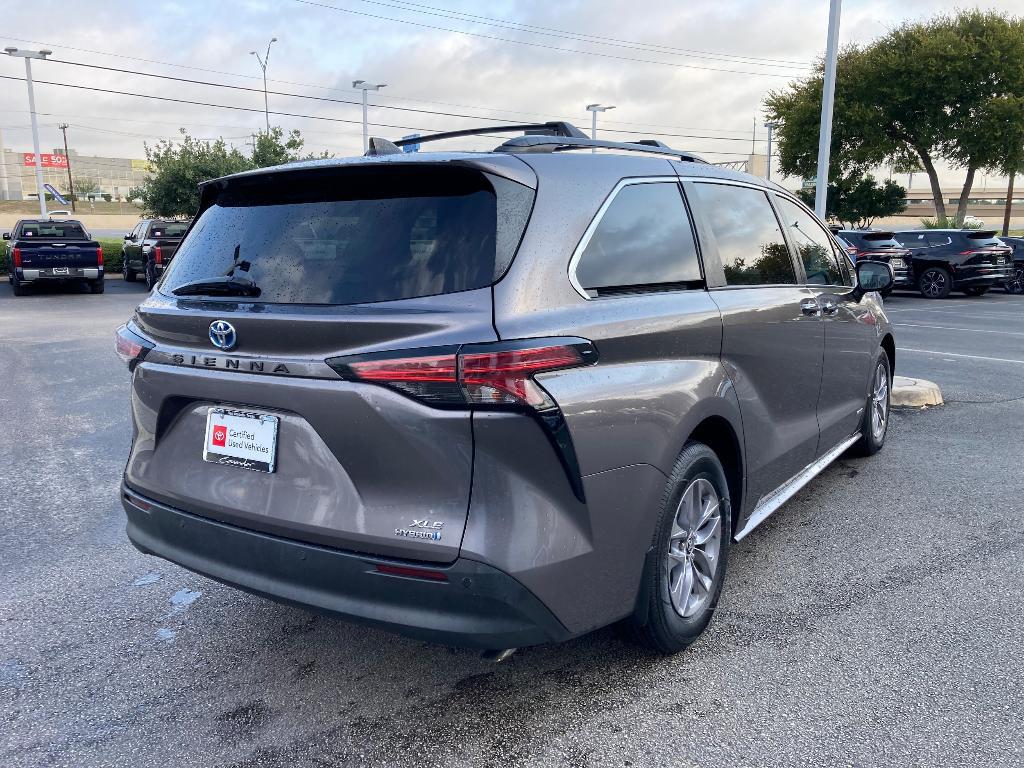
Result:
[813, 0, 842, 219]
[250, 37, 277, 134]
[764, 121, 779, 181]
[353, 80, 386, 153]
[586, 104, 615, 152]
[57, 123, 75, 212]
[5, 47, 51, 217]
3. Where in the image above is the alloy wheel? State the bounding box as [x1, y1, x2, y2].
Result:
[921, 269, 947, 298]
[666, 478, 722, 619]
[1009, 267, 1024, 295]
[871, 362, 889, 441]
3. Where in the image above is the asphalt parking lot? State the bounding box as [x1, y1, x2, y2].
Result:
[2, 279, 1022, 768]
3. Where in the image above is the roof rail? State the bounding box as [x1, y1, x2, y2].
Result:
[495, 135, 707, 163]
[364, 122, 589, 155]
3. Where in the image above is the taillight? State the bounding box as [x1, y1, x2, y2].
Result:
[154, 246, 163, 266]
[97, 245, 103, 267]
[12, 247, 21, 268]
[114, 323, 154, 370]
[330, 339, 597, 412]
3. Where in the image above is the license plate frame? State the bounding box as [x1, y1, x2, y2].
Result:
[203, 408, 279, 473]
[51, 266, 69, 275]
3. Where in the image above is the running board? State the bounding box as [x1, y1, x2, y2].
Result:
[734, 433, 861, 542]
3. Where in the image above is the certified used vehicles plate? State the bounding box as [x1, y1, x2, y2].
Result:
[203, 408, 279, 472]
[890, 258, 906, 268]
[51, 266, 69, 275]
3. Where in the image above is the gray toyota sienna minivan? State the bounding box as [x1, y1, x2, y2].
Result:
[116, 123, 895, 655]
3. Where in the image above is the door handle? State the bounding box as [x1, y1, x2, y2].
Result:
[800, 299, 821, 316]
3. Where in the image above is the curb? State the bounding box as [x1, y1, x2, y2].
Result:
[891, 376, 943, 408]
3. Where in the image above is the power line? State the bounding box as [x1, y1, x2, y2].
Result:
[35, 58, 766, 145]
[292, 0, 808, 78]
[346, 0, 812, 68]
[3, 35, 764, 135]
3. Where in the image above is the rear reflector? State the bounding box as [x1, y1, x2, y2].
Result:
[375, 564, 448, 582]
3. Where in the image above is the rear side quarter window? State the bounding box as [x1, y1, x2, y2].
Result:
[572, 180, 703, 298]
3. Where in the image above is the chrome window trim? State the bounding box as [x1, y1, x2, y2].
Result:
[566, 176, 683, 301]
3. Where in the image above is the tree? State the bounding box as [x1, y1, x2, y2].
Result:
[796, 174, 906, 229]
[71, 174, 99, 198]
[765, 10, 1024, 224]
[130, 127, 329, 217]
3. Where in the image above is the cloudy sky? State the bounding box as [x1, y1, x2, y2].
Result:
[1, 0, 1020, 191]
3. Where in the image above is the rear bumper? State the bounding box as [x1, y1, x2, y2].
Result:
[953, 263, 1013, 286]
[121, 485, 572, 649]
[19, 267, 102, 281]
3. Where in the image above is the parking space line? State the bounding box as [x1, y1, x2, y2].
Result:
[885, 307, 1022, 320]
[893, 323, 1024, 337]
[897, 347, 1024, 365]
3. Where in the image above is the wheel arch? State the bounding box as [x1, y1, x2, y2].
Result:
[880, 333, 895, 375]
[686, 413, 744, 539]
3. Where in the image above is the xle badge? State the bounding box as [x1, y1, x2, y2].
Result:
[395, 519, 445, 541]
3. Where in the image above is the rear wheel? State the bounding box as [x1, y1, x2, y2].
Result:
[850, 352, 891, 457]
[89, 279, 105, 294]
[963, 286, 989, 297]
[629, 442, 731, 654]
[11, 274, 27, 296]
[1006, 266, 1024, 295]
[123, 259, 137, 282]
[918, 266, 951, 299]
[145, 262, 158, 290]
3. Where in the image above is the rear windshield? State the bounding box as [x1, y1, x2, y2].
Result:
[842, 232, 899, 248]
[160, 166, 533, 305]
[963, 231, 1002, 246]
[150, 222, 189, 238]
[18, 221, 88, 239]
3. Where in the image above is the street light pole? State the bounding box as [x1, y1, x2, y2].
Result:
[813, 0, 842, 219]
[5, 47, 51, 217]
[58, 123, 75, 212]
[353, 80, 386, 153]
[249, 38, 277, 134]
[585, 104, 615, 152]
[764, 121, 779, 181]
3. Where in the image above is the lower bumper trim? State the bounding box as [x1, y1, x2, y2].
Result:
[121, 485, 571, 649]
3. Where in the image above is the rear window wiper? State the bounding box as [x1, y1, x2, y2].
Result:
[171, 276, 261, 297]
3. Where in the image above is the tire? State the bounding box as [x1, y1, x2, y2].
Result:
[962, 286, 989, 297]
[89, 279, 105, 294]
[918, 266, 951, 299]
[11, 274, 27, 296]
[145, 263, 157, 290]
[1006, 266, 1024, 295]
[629, 442, 732, 654]
[880, 287, 892, 299]
[123, 260, 137, 282]
[849, 351, 891, 457]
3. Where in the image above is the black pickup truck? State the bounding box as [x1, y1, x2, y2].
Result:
[3, 218, 104, 296]
[122, 219, 192, 289]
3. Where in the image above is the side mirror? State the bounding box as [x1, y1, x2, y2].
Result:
[124, 233, 132, 240]
[853, 260, 894, 301]
[1, 233, 9, 240]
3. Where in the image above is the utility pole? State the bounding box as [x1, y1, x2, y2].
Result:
[5, 47, 51, 217]
[58, 123, 75, 212]
[1002, 171, 1015, 237]
[813, 0, 842, 219]
[585, 104, 615, 152]
[353, 80, 386, 153]
[250, 38, 277, 134]
[764, 122, 779, 181]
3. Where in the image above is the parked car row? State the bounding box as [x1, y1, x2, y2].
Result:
[2, 217, 193, 296]
[834, 226, 1020, 299]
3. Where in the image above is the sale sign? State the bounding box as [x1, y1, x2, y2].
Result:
[23, 153, 69, 168]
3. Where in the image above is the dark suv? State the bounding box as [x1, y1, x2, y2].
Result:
[893, 229, 1013, 298]
[835, 230, 912, 293]
[116, 123, 895, 655]
[122, 219, 192, 289]
[999, 237, 1024, 294]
